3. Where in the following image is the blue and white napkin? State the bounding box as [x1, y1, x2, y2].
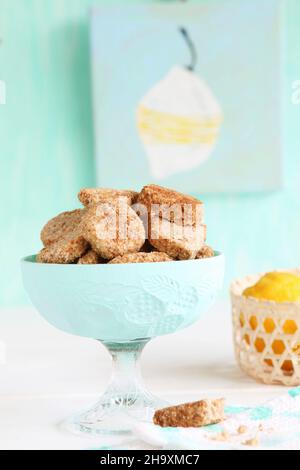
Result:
[133, 388, 300, 450]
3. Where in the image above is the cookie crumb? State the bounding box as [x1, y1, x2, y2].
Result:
[242, 436, 259, 447]
[210, 430, 230, 442]
[237, 425, 248, 434]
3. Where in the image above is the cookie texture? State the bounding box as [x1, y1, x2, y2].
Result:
[153, 399, 225, 428]
[37, 232, 88, 264]
[196, 245, 214, 259]
[108, 252, 172, 264]
[36, 185, 214, 265]
[78, 188, 138, 207]
[80, 202, 145, 260]
[137, 184, 204, 226]
[150, 217, 206, 260]
[41, 209, 84, 247]
[77, 249, 103, 265]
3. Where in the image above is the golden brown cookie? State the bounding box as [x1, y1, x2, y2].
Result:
[78, 188, 138, 207]
[37, 232, 89, 264]
[150, 217, 206, 260]
[108, 252, 172, 264]
[41, 209, 84, 247]
[80, 202, 145, 260]
[136, 184, 204, 226]
[153, 399, 225, 428]
[196, 245, 214, 259]
[77, 249, 104, 264]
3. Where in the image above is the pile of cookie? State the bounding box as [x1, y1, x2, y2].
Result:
[37, 184, 214, 264]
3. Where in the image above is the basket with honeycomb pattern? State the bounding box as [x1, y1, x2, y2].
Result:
[231, 271, 300, 386]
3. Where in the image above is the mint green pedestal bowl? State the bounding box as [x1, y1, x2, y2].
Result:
[21, 253, 224, 436]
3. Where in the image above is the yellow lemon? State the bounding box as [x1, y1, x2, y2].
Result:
[243, 272, 300, 303]
[241, 272, 300, 375]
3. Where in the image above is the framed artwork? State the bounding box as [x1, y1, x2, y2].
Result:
[90, 0, 283, 193]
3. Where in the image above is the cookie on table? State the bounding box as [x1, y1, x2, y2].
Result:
[136, 184, 204, 226]
[153, 399, 225, 428]
[108, 251, 172, 264]
[41, 209, 85, 247]
[77, 249, 104, 265]
[78, 188, 138, 207]
[150, 217, 206, 260]
[80, 202, 145, 260]
[37, 232, 89, 264]
[196, 245, 214, 259]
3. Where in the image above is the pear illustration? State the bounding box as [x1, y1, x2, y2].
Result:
[137, 28, 223, 179]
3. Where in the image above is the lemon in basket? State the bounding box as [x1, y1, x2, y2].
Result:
[243, 272, 300, 303]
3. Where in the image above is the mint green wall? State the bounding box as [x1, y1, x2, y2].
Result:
[0, 0, 299, 306]
[205, 0, 300, 286]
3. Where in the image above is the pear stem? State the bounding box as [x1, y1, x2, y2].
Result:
[179, 27, 197, 72]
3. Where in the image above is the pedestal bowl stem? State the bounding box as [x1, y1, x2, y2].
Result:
[62, 339, 168, 436]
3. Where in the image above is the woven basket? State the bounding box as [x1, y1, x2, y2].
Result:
[231, 271, 300, 386]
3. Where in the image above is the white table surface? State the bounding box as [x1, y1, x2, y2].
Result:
[0, 301, 286, 450]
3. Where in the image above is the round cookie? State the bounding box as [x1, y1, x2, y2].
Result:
[108, 252, 173, 264]
[37, 232, 89, 264]
[80, 202, 145, 260]
[196, 245, 214, 259]
[41, 209, 84, 247]
[78, 188, 138, 207]
[150, 217, 206, 260]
